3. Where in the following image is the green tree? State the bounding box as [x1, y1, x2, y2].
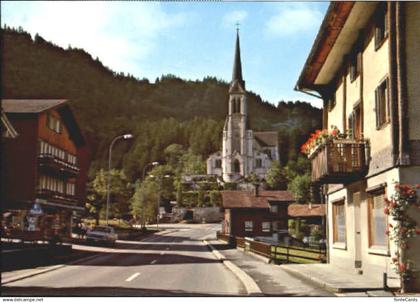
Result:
[89, 169, 132, 222]
[266, 160, 288, 190]
[130, 180, 159, 228]
[288, 173, 311, 204]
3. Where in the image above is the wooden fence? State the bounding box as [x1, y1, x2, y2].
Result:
[216, 232, 326, 264]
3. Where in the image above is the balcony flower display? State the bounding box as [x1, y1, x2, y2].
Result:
[300, 126, 343, 156]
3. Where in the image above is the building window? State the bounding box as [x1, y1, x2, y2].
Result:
[350, 52, 361, 82]
[375, 78, 390, 129]
[47, 114, 61, 133]
[256, 158, 262, 168]
[368, 191, 388, 248]
[333, 200, 346, 244]
[270, 205, 278, 213]
[244, 221, 253, 232]
[272, 221, 278, 231]
[375, 3, 388, 50]
[262, 222, 270, 233]
[328, 93, 336, 112]
[215, 159, 222, 169]
[233, 159, 240, 173]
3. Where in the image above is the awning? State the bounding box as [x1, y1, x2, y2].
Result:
[35, 199, 84, 212]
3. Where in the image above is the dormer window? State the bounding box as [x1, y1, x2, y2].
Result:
[47, 114, 61, 133]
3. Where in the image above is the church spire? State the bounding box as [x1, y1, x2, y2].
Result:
[231, 29, 245, 89]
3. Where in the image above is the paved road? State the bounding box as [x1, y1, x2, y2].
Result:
[2, 224, 246, 296]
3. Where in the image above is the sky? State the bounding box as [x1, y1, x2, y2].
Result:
[1, 1, 328, 108]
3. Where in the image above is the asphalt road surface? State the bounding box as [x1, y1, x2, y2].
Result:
[2, 224, 246, 296]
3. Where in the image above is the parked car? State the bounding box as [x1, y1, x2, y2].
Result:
[86, 225, 117, 246]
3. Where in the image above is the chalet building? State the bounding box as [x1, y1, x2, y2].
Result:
[1, 99, 89, 239]
[296, 2, 420, 290]
[207, 31, 279, 182]
[288, 203, 326, 227]
[221, 188, 293, 240]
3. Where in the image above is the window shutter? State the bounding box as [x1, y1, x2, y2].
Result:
[348, 113, 354, 139]
[375, 87, 381, 129]
[385, 78, 390, 122]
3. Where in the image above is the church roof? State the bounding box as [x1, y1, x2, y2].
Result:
[230, 31, 245, 92]
[221, 190, 294, 209]
[254, 131, 278, 147]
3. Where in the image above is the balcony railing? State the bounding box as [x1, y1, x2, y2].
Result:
[38, 154, 80, 176]
[309, 139, 368, 184]
[36, 188, 79, 204]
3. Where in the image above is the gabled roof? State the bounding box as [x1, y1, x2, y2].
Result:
[2, 99, 85, 146]
[288, 203, 326, 217]
[221, 190, 294, 209]
[254, 131, 278, 147]
[2, 99, 67, 113]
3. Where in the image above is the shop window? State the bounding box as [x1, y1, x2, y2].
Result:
[262, 222, 270, 233]
[333, 200, 346, 244]
[244, 221, 253, 232]
[375, 78, 390, 129]
[368, 190, 388, 248]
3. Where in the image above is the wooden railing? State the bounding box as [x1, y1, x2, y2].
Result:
[216, 232, 326, 264]
[270, 244, 326, 264]
[310, 139, 368, 184]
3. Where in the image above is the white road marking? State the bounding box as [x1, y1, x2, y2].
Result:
[125, 272, 141, 282]
[160, 252, 165, 255]
[150, 260, 157, 264]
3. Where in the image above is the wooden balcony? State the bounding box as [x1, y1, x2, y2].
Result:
[36, 188, 79, 204]
[309, 139, 368, 184]
[38, 154, 80, 177]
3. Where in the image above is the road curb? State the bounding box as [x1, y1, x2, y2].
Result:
[203, 240, 263, 296]
[1, 253, 101, 285]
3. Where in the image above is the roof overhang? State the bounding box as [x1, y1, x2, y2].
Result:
[295, 2, 378, 93]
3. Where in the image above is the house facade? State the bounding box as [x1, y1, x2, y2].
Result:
[296, 2, 420, 290]
[207, 31, 279, 182]
[221, 188, 293, 240]
[1, 99, 90, 239]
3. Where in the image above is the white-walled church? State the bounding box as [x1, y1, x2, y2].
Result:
[207, 32, 279, 182]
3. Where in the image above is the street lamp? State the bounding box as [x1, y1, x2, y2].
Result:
[149, 174, 171, 230]
[106, 133, 133, 225]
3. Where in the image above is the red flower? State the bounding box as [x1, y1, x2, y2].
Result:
[416, 229, 420, 235]
[385, 230, 390, 236]
[399, 263, 406, 272]
[384, 208, 390, 215]
[392, 257, 398, 262]
[388, 223, 393, 228]
[331, 129, 338, 136]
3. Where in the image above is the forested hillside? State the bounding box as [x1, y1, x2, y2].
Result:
[1, 27, 322, 181]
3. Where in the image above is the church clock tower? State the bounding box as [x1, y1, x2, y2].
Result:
[222, 30, 253, 182]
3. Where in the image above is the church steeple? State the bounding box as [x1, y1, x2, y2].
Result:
[231, 30, 245, 90]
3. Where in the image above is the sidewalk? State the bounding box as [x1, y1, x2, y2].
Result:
[281, 263, 399, 294]
[207, 239, 334, 296]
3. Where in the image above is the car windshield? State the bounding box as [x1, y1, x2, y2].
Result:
[92, 226, 111, 233]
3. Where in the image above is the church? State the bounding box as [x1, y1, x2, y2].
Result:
[207, 31, 279, 183]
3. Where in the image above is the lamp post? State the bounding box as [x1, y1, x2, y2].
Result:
[106, 134, 133, 225]
[141, 161, 159, 228]
[149, 174, 170, 231]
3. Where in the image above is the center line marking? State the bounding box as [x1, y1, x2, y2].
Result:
[151, 260, 157, 264]
[125, 272, 141, 282]
[160, 252, 165, 255]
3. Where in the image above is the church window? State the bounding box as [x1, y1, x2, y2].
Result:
[215, 159, 222, 168]
[232, 159, 240, 173]
[236, 98, 241, 113]
[256, 159, 262, 168]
